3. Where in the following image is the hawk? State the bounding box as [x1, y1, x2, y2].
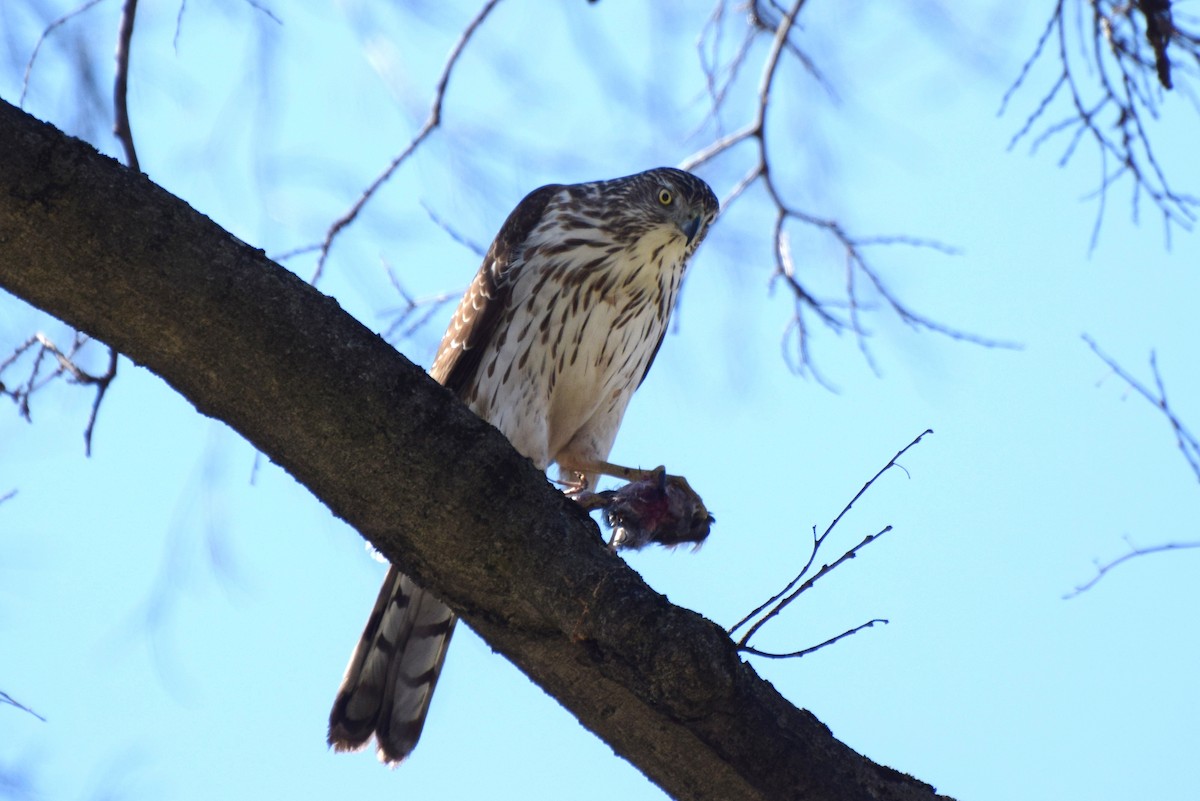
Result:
[327, 167, 719, 764]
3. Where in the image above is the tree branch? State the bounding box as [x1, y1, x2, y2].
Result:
[1064, 537, 1200, 598]
[113, 0, 140, 173]
[686, 2, 1011, 378]
[0, 691, 46, 723]
[1002, 0, 1200, 247]
[293, 0, 506, 284]
[0, 99, 950, 801]
[1084, 335, 1200, 483]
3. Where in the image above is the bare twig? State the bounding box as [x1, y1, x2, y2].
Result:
[380, 264, 464, 344]
[37, 333, 118, 456]
[1065, 538, 1200, 598]
[688, 1, 1011, 377]
[730, 429, 932, 651]
[420, 200, 487, 258]
[114, 0, 140, 172]
[1, 333, 116, 455]
[739, 618, 888, 659]
[1003, 0, 1199, 248]
[0, 691, 46, 723]
[1069, 335, 1200, 595]
[299, 0, 506, 284]
[20, 0, 107, 107]
[1084, 335, 1200, 482]
[735, 526, 894, 651]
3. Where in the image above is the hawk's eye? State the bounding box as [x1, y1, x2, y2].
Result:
[657, 188, 673, 206]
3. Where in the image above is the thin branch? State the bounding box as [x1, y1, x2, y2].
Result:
[113, 0, 140, 172]
[686, 1, 1009, 377]
[736, 526, 893, 649]
[420, 200, 486, 257]
[1, 333, 116, 455]
[83, 346, 119, 456]
[239, 0, 283, 26]
[1069, 335, 1200, 596]
[729, 429, 932, 649]
[1084, 335, 1200, 482]
[302, 0, 505, 284]
[1064, 538, 1200, 598]
[1003, 0, 1200, 245]
[0, 692, 46, 723]
[739, 618, 888, 659]
[380, 264, 464, 344]
[19, 0, 107, 107]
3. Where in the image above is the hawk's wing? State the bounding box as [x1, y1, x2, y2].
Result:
[431, 183, 561, 395]
[636, 327, 669, 391]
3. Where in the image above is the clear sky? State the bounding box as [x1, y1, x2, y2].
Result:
[3, 2, 1199, 800]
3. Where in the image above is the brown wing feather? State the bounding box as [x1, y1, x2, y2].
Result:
[431, 183, 561, 394]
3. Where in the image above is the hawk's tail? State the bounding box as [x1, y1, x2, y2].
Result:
[328, 565, 457, 764]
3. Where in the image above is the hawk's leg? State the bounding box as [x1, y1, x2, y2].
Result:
[557, 460, 662, 511]
[558, 458, 664, 487]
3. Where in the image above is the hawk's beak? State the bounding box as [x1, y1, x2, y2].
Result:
[680, 214, 704, 246]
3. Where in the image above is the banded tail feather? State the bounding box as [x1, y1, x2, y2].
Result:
[328, 566, 457, 764]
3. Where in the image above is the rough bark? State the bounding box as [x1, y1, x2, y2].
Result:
[0, 98, 952, 801]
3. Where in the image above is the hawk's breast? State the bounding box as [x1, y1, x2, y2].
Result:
[464, 218, 687, 472]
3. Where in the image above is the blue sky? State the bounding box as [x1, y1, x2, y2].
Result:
[3, 2, 1199, 800]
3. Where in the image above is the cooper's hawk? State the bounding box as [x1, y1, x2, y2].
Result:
[327, 167, 719, 764]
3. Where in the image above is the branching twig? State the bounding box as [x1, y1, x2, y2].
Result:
[1084, 335, 1200, 482]
[1065, 537, 1200, 598]
[729, 429, 932, 654]
[1003, 0, 1199, 248]
[688, 1, 1011, 377]
[1, 333, 116, 455]
[299, 0, 505, 284]
[1069, 335, 1200, 595]
[380, 265, 464, 344]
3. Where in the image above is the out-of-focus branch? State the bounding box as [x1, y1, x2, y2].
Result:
[114, 0, 140, 172]
[0, 691, 46, 723]
[1084, 335, 1200, 481]
[380, 267, 464, 345]
[688, 2, 1013, 379]
[0, 332, 117, 456]
[1065, 538, 1200, 598]
[1002, 1, 1199, 248]
[1068, 335, 1200, 596]
[285, 0, 506, 284]
[19, 0, 106, 106]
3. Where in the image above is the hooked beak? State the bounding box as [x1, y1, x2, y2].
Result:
[680, 214, 704, 246]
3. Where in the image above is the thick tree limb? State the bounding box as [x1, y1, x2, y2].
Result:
[0, 99, 949, 801]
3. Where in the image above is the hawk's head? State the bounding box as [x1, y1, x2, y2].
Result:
[595, 167, 719, 259]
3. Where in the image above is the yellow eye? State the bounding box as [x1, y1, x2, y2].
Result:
[657, 188, 673, 206]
